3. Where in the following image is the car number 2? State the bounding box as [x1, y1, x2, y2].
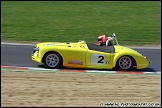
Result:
[90, 54, 105, 64]
[98, 55, 104, 63]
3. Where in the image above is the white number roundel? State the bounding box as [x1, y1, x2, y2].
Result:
[90, 54, 105, 64]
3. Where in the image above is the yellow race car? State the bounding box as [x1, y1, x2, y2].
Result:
[31, 34, 149, 70]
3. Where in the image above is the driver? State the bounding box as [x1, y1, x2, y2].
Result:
[97, 34, 114, 46]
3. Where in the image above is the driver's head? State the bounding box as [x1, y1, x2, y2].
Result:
[98, 34, 108, 46]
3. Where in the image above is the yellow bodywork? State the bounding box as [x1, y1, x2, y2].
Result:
[32, 41, 149, 69]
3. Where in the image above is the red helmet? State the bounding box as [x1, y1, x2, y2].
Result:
[98, 34, 108, 46]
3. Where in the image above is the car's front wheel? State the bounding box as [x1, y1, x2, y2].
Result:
[116, 56, 134, 70]
[43, 52, 63, 69]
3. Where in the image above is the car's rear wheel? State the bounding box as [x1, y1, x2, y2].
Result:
[43, 52, 63, 69]
[116, 56, 134, 70]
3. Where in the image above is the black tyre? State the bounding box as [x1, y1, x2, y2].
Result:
[116, 56, 134, 70]
[43, 52, 63, 69]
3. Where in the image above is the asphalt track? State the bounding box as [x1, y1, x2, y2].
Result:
[1, 43, 161, 72]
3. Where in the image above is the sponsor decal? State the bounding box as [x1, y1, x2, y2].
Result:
[68, 60, 83, 65]
[106, 61, 109, 64]
[46, 44, 54, 46]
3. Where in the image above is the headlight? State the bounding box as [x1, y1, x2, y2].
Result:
[31, 47, 39, 56]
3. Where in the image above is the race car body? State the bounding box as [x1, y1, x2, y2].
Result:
[31, 40, 149, 70]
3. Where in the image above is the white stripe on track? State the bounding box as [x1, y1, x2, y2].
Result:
[86, 70, 116, 73]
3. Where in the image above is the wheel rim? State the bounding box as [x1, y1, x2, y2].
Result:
[46, 54, 59, 67]
[119, 56, 132, 69]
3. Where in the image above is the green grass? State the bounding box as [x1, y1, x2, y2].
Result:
[1, 1, 161, 45]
